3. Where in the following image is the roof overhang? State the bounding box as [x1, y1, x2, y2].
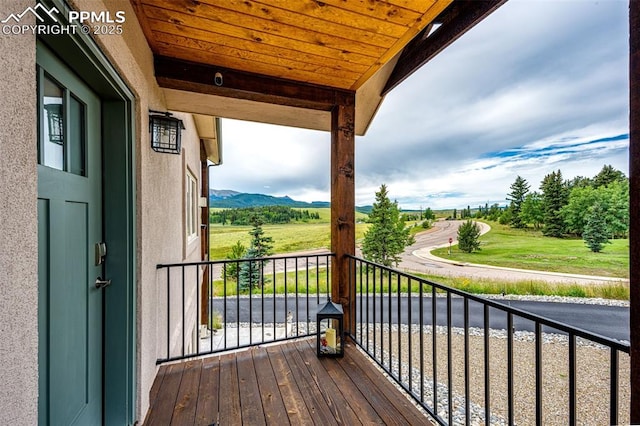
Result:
[193, 114, 222, 164]
[131, 0, 507, 135]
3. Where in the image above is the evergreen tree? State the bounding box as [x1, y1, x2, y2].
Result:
[239, 215, 273, 291]
[540, 170, 568, 237]
[225, 240, 246, 281]
[506, 175, 530, 228]
[457, 220, 481, 253]
[583, 203, 610, 252]
[362, 184, 415, 267]
[593, 165, 626, 188]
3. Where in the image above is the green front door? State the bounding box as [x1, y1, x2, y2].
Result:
[37, 44, 104, 425]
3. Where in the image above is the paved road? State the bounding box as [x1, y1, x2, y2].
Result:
[211, 296, 629, 342]
[398, 220, 626, 285]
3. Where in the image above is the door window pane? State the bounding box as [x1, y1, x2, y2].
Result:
[68, 95, 86, 176]
[43, 76, 64, 170]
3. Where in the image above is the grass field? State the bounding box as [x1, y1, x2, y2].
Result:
[432, 221, 629, 278]
[210, 208, 369, 259]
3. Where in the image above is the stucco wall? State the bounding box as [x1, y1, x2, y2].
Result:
[0, 1, 38, 424]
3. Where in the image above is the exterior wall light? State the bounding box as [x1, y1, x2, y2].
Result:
[149, 110, 184, 154]
[316, 297, 344, 358]
[44, 104, 64, 144]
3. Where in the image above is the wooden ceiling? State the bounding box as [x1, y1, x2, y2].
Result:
[131, 0, 453, 91]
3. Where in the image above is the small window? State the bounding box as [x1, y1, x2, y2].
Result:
[186, 171, 198, 243]
[39, 71, 86, 176]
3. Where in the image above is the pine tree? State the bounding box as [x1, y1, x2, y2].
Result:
[593, 165, 626, 188]
[362, 184, 415, 267]
[540, 170, 568, 237]
[224, 240, 246, 281]
[583, 203, 610, 252]
[239, 215, 273, 291]
[506, 175, 530, 228]
[457, 220, 481, 253]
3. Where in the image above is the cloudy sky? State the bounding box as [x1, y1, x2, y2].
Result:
[210, 0, 629, 210]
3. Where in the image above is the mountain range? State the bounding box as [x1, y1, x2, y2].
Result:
[209, 189, 331, 208]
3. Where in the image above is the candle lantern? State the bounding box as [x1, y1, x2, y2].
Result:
[316, 297, 344, 358]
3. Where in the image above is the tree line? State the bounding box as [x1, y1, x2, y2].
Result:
[500, 165, 628, 252]
[211, 206, 320, 225]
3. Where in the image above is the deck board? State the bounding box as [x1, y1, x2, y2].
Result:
[252, 348, 290, 425]
[171, 360, 202, 425]
[145, 339, 433, 425]
[194, 357, 219, 426]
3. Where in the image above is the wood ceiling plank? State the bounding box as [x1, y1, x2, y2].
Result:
[384, 0, 438, 13]
[155, 43, 356, 89]
[141, 1, 387, 58]
[304, 0, 424, 27]
[152, 31, 362, 83]
[197, 0, 397, 49]
[350, 0, 452, 90]
[130, 0, 159, 51]
[148, 19, 371, 74]
[249, 0, 409, 38]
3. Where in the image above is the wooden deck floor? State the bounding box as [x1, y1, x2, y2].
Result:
[145, 338, 433, 425]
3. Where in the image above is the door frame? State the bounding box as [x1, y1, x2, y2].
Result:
[38, 1, 137, 423]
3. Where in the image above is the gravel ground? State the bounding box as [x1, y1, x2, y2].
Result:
[357, 323, 630, 426]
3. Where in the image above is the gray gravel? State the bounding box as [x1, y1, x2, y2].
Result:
[357, 323, 630, 426]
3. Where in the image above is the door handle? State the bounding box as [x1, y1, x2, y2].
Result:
[95, 277, 112, 289]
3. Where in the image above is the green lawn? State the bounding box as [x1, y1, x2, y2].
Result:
[432, 221, 629, 278]
[210, 220, 370, 259]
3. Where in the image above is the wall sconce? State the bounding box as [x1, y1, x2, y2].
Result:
[44, 104, 64, 144]
[149, 110, 184, 154]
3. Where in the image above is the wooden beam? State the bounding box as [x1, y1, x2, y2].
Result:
[630, 0, 640, 422]
[330, 94, 356, 334]
[382, 0, 507, 95]
[154, 55, 353, 111]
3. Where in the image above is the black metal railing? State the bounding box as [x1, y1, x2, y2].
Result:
[155, 253, 334, 364]
[347, 255, 630, 426]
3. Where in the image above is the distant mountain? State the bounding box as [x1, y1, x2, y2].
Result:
[209, 189, 241, 200]
[210, 190, 330, 208]
[209, 189, 375, 212]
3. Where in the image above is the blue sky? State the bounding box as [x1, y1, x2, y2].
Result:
[210, 0, 629, 210]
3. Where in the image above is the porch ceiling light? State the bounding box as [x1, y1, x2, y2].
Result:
[149, 110, 184, 154]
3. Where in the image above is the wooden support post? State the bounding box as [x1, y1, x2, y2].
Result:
[630, 0, 640, 422]
[330, 94, 356, 335]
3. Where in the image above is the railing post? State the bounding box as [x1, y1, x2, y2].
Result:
[330, 92, 356, 335]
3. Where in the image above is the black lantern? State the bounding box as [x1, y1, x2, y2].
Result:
[316, 297, 344, 358]
[44, 104, 64, 144]
[149, 110, 184, 154]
